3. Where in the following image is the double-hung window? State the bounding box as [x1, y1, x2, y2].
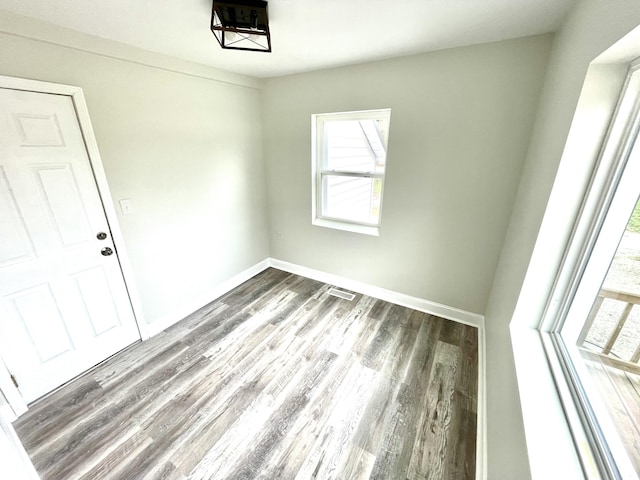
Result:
[312, 109, 391, 236]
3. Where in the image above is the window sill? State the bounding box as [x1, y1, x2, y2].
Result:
[312, 217, 380, 236]
[510, 325, 591, 479]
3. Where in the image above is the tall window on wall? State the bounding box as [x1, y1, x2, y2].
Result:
[546, 63, 640, 479]
[312, 109, 391, 236]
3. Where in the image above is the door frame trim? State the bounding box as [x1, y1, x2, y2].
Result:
[0, 74, 149, 418]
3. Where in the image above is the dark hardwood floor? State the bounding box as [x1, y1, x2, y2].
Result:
[14, 268, 479, 479]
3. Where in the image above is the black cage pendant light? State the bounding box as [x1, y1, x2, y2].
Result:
[211, 0, 271, 52]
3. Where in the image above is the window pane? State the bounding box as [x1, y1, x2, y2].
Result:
[572, 197, 640, 476]
[322, 175, 382, 224]
[325, 119, 387, 173]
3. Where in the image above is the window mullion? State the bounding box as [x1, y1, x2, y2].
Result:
[320, 170, 384, 179]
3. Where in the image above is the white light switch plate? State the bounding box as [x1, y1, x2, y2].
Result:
[119, 198, 133, 215]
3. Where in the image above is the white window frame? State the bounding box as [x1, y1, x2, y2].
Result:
[311, 109, 391, 236]
[544, 61, 640, 479]
[511, 57, 640, 480]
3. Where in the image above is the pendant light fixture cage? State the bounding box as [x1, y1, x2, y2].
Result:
[211, 0, 271, 52]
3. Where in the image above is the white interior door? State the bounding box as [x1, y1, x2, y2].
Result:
[0, 87, 140, 403]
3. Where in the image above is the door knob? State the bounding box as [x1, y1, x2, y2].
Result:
[96, 232, 107, 240]
[101, 247, 113, 256]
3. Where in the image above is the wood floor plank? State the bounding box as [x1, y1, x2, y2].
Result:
[191, 350, 338, 480]
[361, 304, 410, 371]
[165, 296, 344, 477]
[368, 299, 392, 321]
[253, 350, 358, 479]
[13, 375, 102, 451]
[388, 311, 427, 384]
[165, 300, 229, 337]
[131, 333, 313, 478]
[77, 428, 153, 480]
[324, 295, 379, 356]
[218, 268, 291, 308]
[370, 383, 415, 480]
[455, 324, 479, 415]
[409, 341, 459, 480]
[28, 340, 195, 466]
[400, 316, 443, 399]
[294, 362, 378, 480]
[37, 349, 209, 478]
[269, 277, 328, 326]
[335, 444, 377, 480]
[200, 288, 292, 359]
[292, 295, 340, 338]
[439, 319, 463, 346]
[184, 337, 336, 478]
[350, 362, 396, 455]
[13, 268, 479, 480]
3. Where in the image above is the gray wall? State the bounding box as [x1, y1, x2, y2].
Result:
[485, 0, 640, 478]
[262, 35, 553, 315]
[0, 24, 270, 325]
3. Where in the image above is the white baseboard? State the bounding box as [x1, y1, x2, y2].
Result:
[145, 259, 271, 337]
[476, 323, 487, 480]
[145, 256, 485, 336]
[268, 258, 485, 329]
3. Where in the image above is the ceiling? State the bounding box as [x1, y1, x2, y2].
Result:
[0, 0, 575, 79]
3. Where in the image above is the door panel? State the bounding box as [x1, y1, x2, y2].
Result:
[34, 164, 92, 246]
[0, 167, 35, 266]
[13, 112, 65, 147]
[72, 266, 122, 335]
[0, 88, 140, 403]
[9, 284, 75, 362]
